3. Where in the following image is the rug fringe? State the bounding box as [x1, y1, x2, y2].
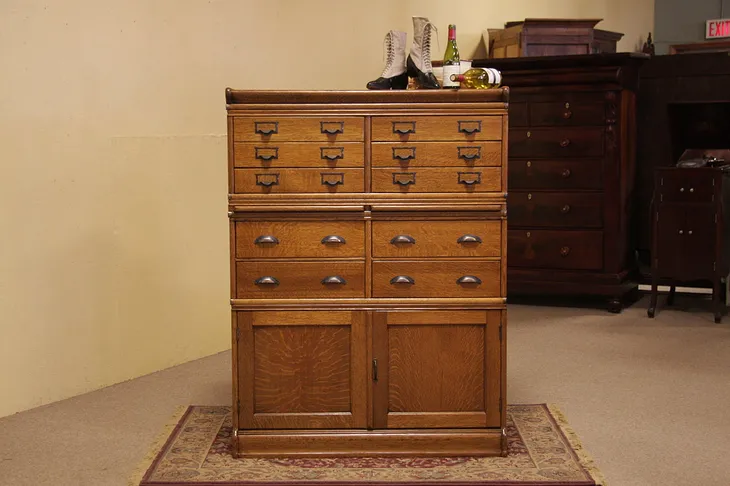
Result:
[127, 405, 190, 486]
[547, 404, 609, 486]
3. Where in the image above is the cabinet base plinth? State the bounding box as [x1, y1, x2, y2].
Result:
[235, 428, 505, 458]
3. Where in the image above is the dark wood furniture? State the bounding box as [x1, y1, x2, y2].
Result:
[648, 166, 730, 322]
[669, 40, 730, 55]
[473, 53, 646, 312]
[225, 89, 509, 457]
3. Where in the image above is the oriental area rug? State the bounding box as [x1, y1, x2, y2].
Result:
[130, 404, 607, 486]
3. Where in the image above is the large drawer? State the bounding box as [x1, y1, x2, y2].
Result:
[509, 128, 604, 158]
[233, 117, 364, 142]
[234, 142, 364, 168]
[236, 221, 365, 258]
[508, 230, 603, 271]
[234, 168, 365, 194]
[528, 101, 605, 127]
[509, 159, 602, 190]
[371, 142, 501, 167]
[372, 220, 501, 258]
[372, 260, 501, 298]
[508, 192, 603, 228]
[371, 116, 502, 142]
[372, 167, 501, 193]
[236, 261, 365, 299]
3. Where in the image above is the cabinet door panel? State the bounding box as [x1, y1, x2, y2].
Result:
[654, 205, 686, 278]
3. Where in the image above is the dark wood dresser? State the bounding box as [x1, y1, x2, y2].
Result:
[225, 89, 509, 457]
[473, 53, 647, 312]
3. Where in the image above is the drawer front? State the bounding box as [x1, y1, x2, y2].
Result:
[234, 168, 364, 194]
[371, 142, 502, 167]
[657, 171, 716, 203]
[236, 221, 365, 258]
[508, 192, 603, 228]
[509, 159, 602, 190]
[508, 230, 603, 271]
[372, 221, 502, 258]
[236, 261, 365, 299]
[528, 101, 605, 127]
[371, 116, 503, 142]
[509, 128, 604, 158]
[372, 260, 501, 298]
[234, 142, 364, 168]
[509, 102, 528, 127]
[372, 167, 501, 193]
[233, 117, 364, 142]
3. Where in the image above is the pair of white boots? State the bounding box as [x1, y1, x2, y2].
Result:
[366, 16, 440, 90]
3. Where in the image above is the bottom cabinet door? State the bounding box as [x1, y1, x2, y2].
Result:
[237, 310, 367, 430]
[372, 310, 502, 429]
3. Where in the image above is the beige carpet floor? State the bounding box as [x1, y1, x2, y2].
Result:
[1, 295, 729, 486]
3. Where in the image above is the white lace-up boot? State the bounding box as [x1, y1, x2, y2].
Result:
[407, 16, 440, 89]
[366, 30, 408, 90]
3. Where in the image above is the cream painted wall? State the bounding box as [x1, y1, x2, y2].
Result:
[0, 0, 654, 418]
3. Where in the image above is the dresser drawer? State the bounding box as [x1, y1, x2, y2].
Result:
[233, 117, 364, 142]
[234, 142, 364, 168]
[508, 230, 603, 271]
[371, 142, 501, 167]
[371, 116, 502, 142]
[236, 221, 365, 258]
[236, 261, 365, 299]
[372, 221, 501, 258]
[234, 168, 364, 194]
[510, 159, 602, 190]
[509, 128, 604, 158]
[657, 170, 716, 203]
[528, 101, 605, 127]
[508, 192, 603, 228]
[372, 167, 501, 193]
[372, 260, 501, 298]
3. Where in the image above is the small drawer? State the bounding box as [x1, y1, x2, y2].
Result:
[371, 142, 502, 167]
[508, 192, 603, 228]
[529, 101, 605, 127]
[233, 117, 364, 142]
[234, 168, 364, 194]
[508, 230, 603, 271]
[372, 260, 501, 298]
[234, 142, 364, 168]
[236, 261, 365, 299]
[509, 128, 604, 158]
[371, 116, 503, 142]
[510, 159, 602, 190]
[372, 221, 502, 258]
[236, 221, 365, 258]
[509, 102, 528, 127]
[372, 167, 501, 193]
[657, 171, 716, 203]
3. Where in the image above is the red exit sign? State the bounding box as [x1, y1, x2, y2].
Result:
[706, 18, 730, 39]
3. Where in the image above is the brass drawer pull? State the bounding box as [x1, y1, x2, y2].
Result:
[391, 235, 416, 245]
[390, 275, 415, 285]
[563, 110, 573, 119]
[392, 147, 416, 161]
[561, 204, 571, 214]
[393, 172, 417, 186]
[458, 120, 482, 134]
[320, 121, 344, 135]
[254, 121, 278, 135]
[561, 169, 572, 178]
[321, 235, 346, 245]
[458, 146, 482, 160]
[457, 275, 482, 285]
[255, 173, 280, 187]
[321, 173, 345, 186]
[457, 234, 483, 244]
[254, 235, 280, 245]
[255, 276, 280, 285]
[321, 275, 347, 285]
[560, 246, 571, 257]
[392, 121, 416, 135]
[458, 172, 482, 185]
[320, 147, 344, 160]
[560, 139, 571, 148]
[255, 147, 279, 161]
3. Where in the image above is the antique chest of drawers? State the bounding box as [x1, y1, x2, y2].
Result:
[474, 53, 646, 312]
[225, 89, 509, 457]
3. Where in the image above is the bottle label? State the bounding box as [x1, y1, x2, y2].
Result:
[443, 64, 460, 87]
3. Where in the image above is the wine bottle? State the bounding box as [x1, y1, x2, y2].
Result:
[442, 24, 460, 89]
[450, 67, 502, 89]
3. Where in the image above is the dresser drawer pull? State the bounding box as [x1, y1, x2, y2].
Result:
[392, 121, 416, 134]
[256, 174, 280, 187]
[560, 139, 571, 148]
[458, 172, 482, 185]
[320, 147, 345, 160]
[457, 234, 482, 244]
[320, 121, 344, 134]
[254, 235, 280, 245]
[390, 275, 415, 285]
[457, 146, 482, 160]
[393, 172, 417, 186]
[392, 147, 416, 160]
[563, 110, 573, 119]
[255, 147, 279, 161]
[561, 169, 572, 178]
[321, 173, 345, 186]
[561, 205, 571, 214]
[254, 122, 279, 135]
[391, 235, 416, 245]
[255, 276, 280, 285]
[321, 275, 347, 285]
[457, 275, 482, 285]
[321, 235, 346, 245]
[458, 120, 482, 134]
[560, 246, 571, 257]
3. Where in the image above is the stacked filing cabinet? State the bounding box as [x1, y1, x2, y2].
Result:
[225, 89, 509, 457]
